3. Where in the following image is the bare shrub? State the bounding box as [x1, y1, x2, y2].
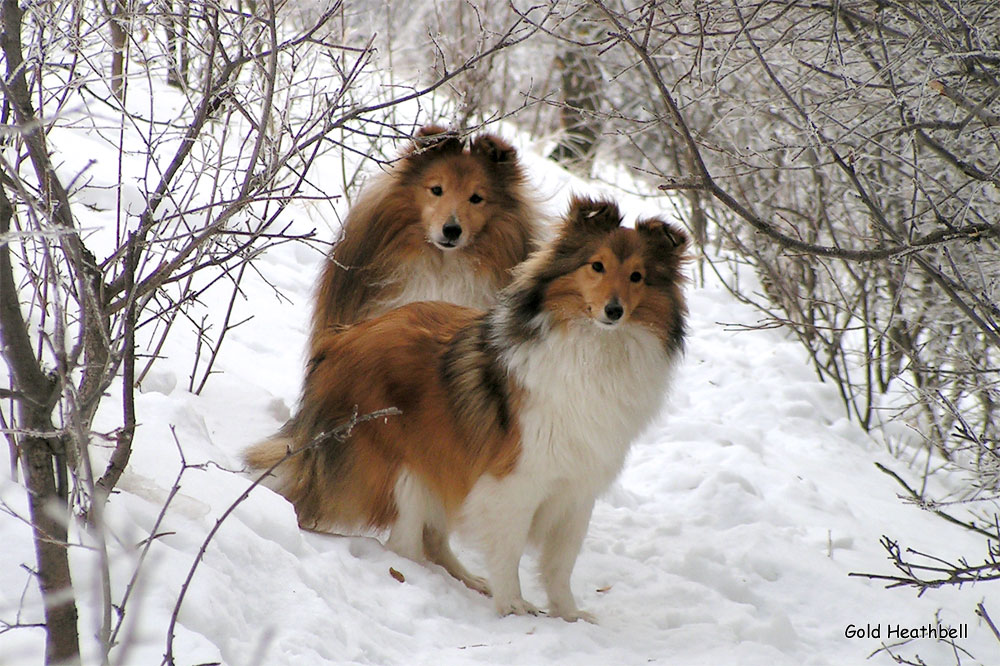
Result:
[504, 1, 1000, 495]
[0, 1, 533, 662]
[548, 0, 1000, 617]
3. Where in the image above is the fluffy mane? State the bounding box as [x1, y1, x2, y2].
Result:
[309, 126, 540, 354]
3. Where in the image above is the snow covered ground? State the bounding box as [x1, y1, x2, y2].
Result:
[2, 135, 998, 666]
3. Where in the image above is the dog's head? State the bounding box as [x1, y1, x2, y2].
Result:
[502, 196, 688, 349]
[400, 126, 523, 252]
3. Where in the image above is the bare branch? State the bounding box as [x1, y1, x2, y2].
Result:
[163, 407, 401, 665]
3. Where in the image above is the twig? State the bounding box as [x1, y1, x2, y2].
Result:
[91, 233, 139, 517]
[163, 407, 400, 665]
[192, 258, 251, 395]
[929, 80, 1000, 127]
[977, 602, 1000, 644]
[850, 535, 1000, 593]
[107, 427, 190, 662]
[874, 463, 998, 540]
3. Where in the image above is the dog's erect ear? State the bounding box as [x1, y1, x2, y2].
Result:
[565, 196, 622, 234]
[471, 133, 517, 163]
[637, 217, 689, 253]
[410, 125, 464, 155]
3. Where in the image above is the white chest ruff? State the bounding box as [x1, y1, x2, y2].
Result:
[381, 252, 497, 312]
[504, 322, 674, 494]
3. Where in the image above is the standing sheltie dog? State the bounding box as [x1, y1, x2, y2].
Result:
[310, 125, 539, 354]
[246, 196, 688, 621]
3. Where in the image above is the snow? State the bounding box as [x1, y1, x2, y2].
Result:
[3, 100, 999, 666]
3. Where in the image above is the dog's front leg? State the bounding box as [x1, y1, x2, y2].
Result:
[536, 495, 597, 623]
[463, 476, 540, 616]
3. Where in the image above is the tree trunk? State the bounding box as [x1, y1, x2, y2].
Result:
[548, 7, 604, 175]
[0, 181, 81, 664]
[22, 433, 81, 665]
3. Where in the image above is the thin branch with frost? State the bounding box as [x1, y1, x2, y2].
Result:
[2, 1, 539, 662]
[976, 603, 1000, 645]
[163, 407, 401, 666]
[850, 535, 1000, 593]
[874, 463, 997, 540]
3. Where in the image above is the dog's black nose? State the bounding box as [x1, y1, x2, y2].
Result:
[604, 302, 624, 321]
[442, 220, 463, 241]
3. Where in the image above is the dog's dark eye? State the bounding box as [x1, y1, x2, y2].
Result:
[430, 186, 443, 196]
[630, 271, 643, 283]
[469, 193, 483, 204]
[591, 261, 604, 273]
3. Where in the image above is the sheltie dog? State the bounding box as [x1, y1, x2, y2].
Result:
[310, 125, 540, 353]
[246, 196, 688, 621]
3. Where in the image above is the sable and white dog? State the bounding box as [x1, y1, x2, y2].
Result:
[309, 125, 539, 355]
[245, 196, 688, 621]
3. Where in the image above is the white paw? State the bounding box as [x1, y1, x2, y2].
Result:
[495, 597, 542, 617]
[549, 606, 598, 624]
[463, 575, 492, 597]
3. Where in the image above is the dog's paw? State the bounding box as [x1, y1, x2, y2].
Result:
[462, 575, 491, 597]
[495, 597, 541, 617]
[550, 607, 598, 624]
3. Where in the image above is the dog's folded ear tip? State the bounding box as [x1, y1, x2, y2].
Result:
[636, 218, 689, 251]
[471, 133, 518, 163]
[415, 125, 449, 138]
[565, 196, 622, 231]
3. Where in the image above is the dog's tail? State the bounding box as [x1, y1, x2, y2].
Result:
[243, 412, 350, 531]
[243, 420, 298, 492]
[244, 435, 292, 470]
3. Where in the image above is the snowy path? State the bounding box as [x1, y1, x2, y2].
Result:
[2, 158, 997, 666]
